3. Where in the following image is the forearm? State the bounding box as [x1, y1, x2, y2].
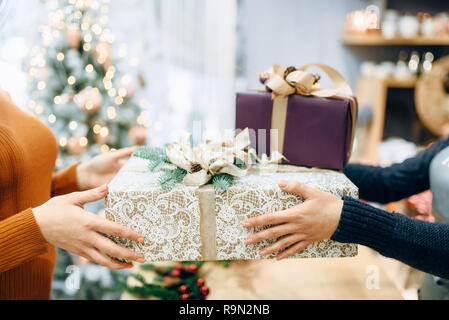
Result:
[332, 197, 449, 279]
[51, 162, 81, 196]
[343, 163, 428, 203]
[344, 136, 449, 203]
[0, 209, 48, 272]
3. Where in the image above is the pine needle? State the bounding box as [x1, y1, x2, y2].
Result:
[212, 174, 234, 191]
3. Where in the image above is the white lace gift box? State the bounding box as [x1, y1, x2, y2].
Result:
[105, 156, 358, 262]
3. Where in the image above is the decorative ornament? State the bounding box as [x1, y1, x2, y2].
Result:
[200, 286, 210, 296]
[187, 264, 198, 274]
[95, 41, 112, 67]
[415, 55, 449, 137]
[73, 87, 103, 114]
[196, 278, 205, 287]
[67, 137, 88, 156]
[175, 263, 184, 271]
[178, 285, 188, 294]
[128, 126, 147, 146]
[180, 294, 191, 300]
[66, 25, 81, 49]
[171, 269, 181, 278]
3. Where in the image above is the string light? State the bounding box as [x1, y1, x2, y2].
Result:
[83, 33, 92, 43]
[69, 121, 78, 130]
[79, 137, 88, 147]
[54, 95, 62, 104]
[118, 88, 127, 97]
[59, 137, 68, 147]
[85, 64, 94, 72]
[48, 114, 56, 123]
[37, 81, 47, 90]
[101, 144, 110, 153]
[68, 76, 76, 85]
[28, 100, 36, 109]
[93, 124, 102, 134]
[107, 106, 116, 119]
[35, 105, 44, 115]
[57, 52, 65, 61]
[104, 81, 113, 90]
[114, 96, 123, 105]
[108, 88, 116, 97]
[100, 127, 109, 137]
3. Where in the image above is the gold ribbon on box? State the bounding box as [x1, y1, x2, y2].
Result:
[262, 63, 358, 161]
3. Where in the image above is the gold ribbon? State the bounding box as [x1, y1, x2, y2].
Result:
[165, 128, 285, 187]
[264, 63, 358, 160]
[196, 185, 217, 260]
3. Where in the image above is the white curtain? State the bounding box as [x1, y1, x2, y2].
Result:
[108, 0, 238, 146]
[1, 0, 238, 146]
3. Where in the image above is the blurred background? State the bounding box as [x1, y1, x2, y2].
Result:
[1, 0, 449, 300]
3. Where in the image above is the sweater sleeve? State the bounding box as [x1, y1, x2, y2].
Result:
[343, 136, 449, 204]
[51, 162, 81, 197]
[0, 208, 48, 272]
[332, 197, 449, 279]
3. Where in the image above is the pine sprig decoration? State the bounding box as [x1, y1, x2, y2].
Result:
[127, 274, 180, 300]
[133, 146, 240, 191]
[126, 262, 209, 300]
[158, 167, 188, 190]
[212, 174, 234, 191]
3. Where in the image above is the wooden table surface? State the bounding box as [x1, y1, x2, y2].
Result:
[122, 246, 403, 300]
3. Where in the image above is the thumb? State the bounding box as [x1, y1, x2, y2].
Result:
[278, 181, 315, 199]
[68, 184, 109, 206]
[112, 146, 137, 160]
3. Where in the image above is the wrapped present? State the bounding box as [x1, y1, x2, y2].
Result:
[236, 63, 358, 170]
[105, 130, 358, 262]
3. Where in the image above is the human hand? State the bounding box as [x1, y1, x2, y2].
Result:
[243, 181, 343, 260]
[76, 147, 137, 191]
[33, 185, 145, 269]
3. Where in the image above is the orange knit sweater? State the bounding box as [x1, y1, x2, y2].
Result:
[0, 90, 80, 299]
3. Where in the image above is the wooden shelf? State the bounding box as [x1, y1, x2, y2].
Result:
[342, 34, 449, 46]
[384, 77, 418, 88]
[353, 75, 419, 164]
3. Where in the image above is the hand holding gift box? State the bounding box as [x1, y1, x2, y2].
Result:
[105, 129, 358, 262]
[236, 63, 358, 170]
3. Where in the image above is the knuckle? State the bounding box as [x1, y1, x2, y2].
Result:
[273, 242, 283, 252]
[121, 228, 134, 239]
[268, 228, 278, 238]
[84, 215, 98, 230]
[291, 181, 302, 190]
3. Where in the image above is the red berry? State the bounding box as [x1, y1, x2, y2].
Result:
[200, 286, 210, 296]
[179, 285, 188, 294]
[162, 276, 171, 283]
[171, 269, 181, 278]
[181, 293, 190, 300]
[196, 278, 205, 287]
[175, 263, 184, 271]
[187, 264, 198, 274]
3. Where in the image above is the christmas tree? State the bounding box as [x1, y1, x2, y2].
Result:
[26, 0, 149, 299]
[27, 0, 149, 170]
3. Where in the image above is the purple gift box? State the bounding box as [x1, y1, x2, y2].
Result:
[235, 91, 357, 171]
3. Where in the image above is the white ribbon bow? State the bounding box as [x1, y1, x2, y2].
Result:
[165, 128, 285, 187]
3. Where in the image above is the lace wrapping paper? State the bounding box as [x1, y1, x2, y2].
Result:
[105, 157, 359, 262]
